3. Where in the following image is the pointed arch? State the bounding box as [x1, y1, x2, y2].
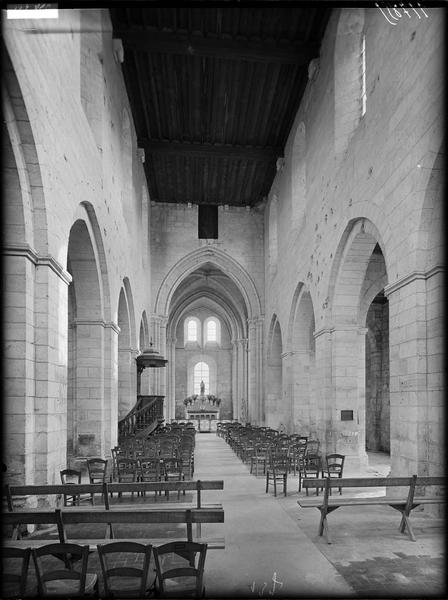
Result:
[155, 246, 262, 319]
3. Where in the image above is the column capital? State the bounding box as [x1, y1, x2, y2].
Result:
[3, 243, 72, 285]
[384, 265, 444, 297]
[71, 319, 120, 333]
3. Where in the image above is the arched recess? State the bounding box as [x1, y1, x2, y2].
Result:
[266, 315, 284, 429]
[117, 283, 137, 419]
[327, 217, 389, 466]
[287, 283, 317, 436]
[67, 214, 107, 459]
[334, 8, 365, 159]
[290, 122, 306, 231]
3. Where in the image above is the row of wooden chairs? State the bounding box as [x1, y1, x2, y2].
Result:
[2, 540, 207, 598]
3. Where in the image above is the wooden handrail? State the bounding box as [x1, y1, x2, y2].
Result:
[118, 395, 164, 438]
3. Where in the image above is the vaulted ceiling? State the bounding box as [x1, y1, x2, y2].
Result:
[110, 6, 331, 207]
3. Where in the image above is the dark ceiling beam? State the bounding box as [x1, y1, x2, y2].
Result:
[139, 139, 283, 161]
[114, 29, 318, 65]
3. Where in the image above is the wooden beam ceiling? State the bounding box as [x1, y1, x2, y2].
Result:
[114, 28, 319, 65]
[138, 139, 283, 161]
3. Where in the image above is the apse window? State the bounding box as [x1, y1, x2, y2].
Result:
[204, 317, 221, 345]
[185, 317, 200, 344]
[198, 205, 218, 239]
[194, 361, 209, 394]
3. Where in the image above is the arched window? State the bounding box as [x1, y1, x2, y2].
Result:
[193, 362, 209, 394]
[184, 316, 201, 344]
[204, 317, 221, 345]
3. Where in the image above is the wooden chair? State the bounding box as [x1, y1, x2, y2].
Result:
[152, 541, 207, 598]
[86, 458, 108, 505]
[1, 546, 31, 599]
[303, 455, 322, 496]
[139, 457, 162, 500]
[163, 458, 184, 500]
[265, 448, 289, 497]
[250, 443, 270, 476]
[97, 541, 154, 598]
[60, 469, 85, 506]
[32, 543, 98, 598]
[321, 453, 345, 495]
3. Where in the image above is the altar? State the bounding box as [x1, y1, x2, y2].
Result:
[183, 393, 221, 432]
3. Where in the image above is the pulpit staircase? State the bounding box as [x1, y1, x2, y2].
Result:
[118, 395, 165, 442]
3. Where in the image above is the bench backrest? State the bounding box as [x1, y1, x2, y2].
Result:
[302, 477, 414, 489]
[3, 507, 224, 543]
[4, 480, 224, 510]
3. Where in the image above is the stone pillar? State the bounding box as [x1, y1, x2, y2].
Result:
[330, 325, 369, 470]
[118, 346, 134, 418]
[247, 317, 263, 424]
[3, 246, 72, 485]
[231, 339, 238, 420]
[166, 336, 177, 422]
[103, 321, 120, 454]
[73, 319, 106, 458]
[151, 314, 169, 418]
[281, 351, 295, 433]
[313, 327, 335, 455]
[385, 267, 444, 477]
[286, 350, 310, 433]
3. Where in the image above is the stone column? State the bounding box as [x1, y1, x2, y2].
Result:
[281, 351, 295, 433]
[313, 327, 334, 455]
[247, 317, 263, 424]
[73, 319, 107, 458]
[151, 314, 169, 418]
[385, 267, 444, 477]
[3, 246, 72, 484]
[329, 324, 369, 470]
[231, 339, 238, 420]
[166, 336, 177, 422]
[103, 321, 120, 454]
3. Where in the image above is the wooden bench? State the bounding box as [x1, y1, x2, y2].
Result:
[3, 480, 225, 548]
[4, 480, 223, 511]
[298, 475, 445, 544]
[3, 506, 225, 550]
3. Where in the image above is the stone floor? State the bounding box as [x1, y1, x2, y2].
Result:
[196, 434, 446, 599]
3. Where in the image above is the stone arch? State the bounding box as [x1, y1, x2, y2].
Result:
[334, 8, 365, 158]
[328, 218, 388, 324]
[169, 291, 243, 422]
[2, 43, 48, 253]
[326, 217, 389, 466]
[67, 214, 107, 459]
[416, 147, 445, 272]
[266, 315, 284, 429]
[287, 283, 317, 435]
[154, 247, 262, 319]
[117, 283, 137, 418]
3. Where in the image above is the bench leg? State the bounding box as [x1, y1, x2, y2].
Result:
[399, 513, 417, 542]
